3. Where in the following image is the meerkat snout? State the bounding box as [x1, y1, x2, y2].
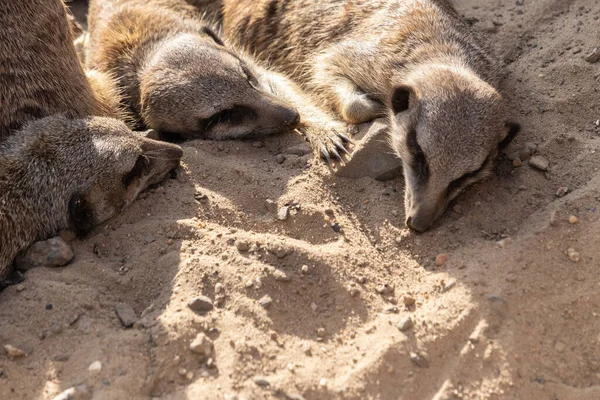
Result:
[389, 66, 517, 231]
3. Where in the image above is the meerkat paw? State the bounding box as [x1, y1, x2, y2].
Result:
[0, 270, 25, 292]
[300, 122, 354, 167]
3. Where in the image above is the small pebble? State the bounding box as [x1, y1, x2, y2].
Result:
[15, 237, 73, 271]
[186, 371, 194, 380]
[275, 154, 286, 164]
[410, 352, 429, 368]
[316, 328, 326, 338]
[331, 222, 342, 233]
[403, 295, 416, 306]
[585, 47, 600, 63]
[568, 216, 579, 224]
[46, 303, 53, 310]
[529, 156, 549, 171]
[554, 341, 566, 352]
[236, 240, 250, 252]
[52, 385, 92, 400]
[397, 316, 413, 332]
[277, 206, 290, 221]
[187, 296, 214, 314]
[567, 248, 581, 263]
[259, 295, 273, 308]
[88, 361, 102, 373]
[115, 303, 138, 328]
[252, 141, 264, 148]
[310, 302, 318, 312]
[435, 253, 449, 267]
[301, 265, 309, 274]
[4, 344, 26, 359]
[512, 158, 522, 168]
[319, 378, 327, 387]
[376, 284, 394, 295]
[190, 333, 214, 358]
[556, 187, 569, 197]
[16, 284, 25, 292]
[215, 283, 224, 294]
[253, 376, 270, 387]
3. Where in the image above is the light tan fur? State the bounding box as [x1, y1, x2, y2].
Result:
[212, 0, 520, 231]
[0, 0, 183, 285]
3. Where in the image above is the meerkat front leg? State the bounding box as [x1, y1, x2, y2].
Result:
[312, 45, 387, 125]
[331, 78, 386, 125]
[256, 68, 353, 164]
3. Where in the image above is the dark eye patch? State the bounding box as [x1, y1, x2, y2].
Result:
[406, 128, 429, 181]
[122, 155, 149, 186]
[447, 155, 491, 194]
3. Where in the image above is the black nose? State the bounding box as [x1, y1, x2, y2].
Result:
[405, 215, 428, 233]
[285, 110, 300, 128]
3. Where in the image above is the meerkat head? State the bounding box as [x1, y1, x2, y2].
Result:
[388, 65, 519, 232]
[11, 116, 183, 236]
[139, 28, 299, 141]
[65, 117, 183, 235]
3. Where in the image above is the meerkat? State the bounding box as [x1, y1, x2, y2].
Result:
[0, 115, 183, 286]
[0, 0, 103, 141]
[85, 0, 350, 159]
[0, 0, 184, 286]
[210, 0, 520, 231]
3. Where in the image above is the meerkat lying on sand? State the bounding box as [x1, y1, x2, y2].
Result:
[0, 0, 183, 287]
[209, 0, 520, 231]
[85, 0, 350, 158]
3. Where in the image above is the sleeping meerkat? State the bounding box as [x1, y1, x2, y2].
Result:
[209, 0, 520, 231]
[0, 0, 183, 286]
[85, 0, 350, 159]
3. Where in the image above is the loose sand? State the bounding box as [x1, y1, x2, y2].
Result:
[1, 0, 599, 399]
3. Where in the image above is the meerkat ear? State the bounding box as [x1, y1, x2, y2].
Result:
[498, 121, 521, 150]
[391, 86, 414, 114]
[137, 129, 160, 140]
[202, 26, 225, 46]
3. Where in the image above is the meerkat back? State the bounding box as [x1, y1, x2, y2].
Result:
[0, 0, 98, 141]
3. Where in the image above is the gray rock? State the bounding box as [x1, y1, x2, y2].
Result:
[556, 187, 569, 197]
[397, 316, 414, 332]
[115, 303, 138, 328]
[52, 385, 92, 400]
[336, 119, 402, 181]
[253, 376, 271, 387]
[15, 237, 73, 271]
[259, 295, 273, 308]
[275, 154, 286, 164]
[236, 240, 250, 252]
[410, 352, 429, 368]
[585, 47, 600, 63]
[277, 206, 290, 221]
[529, 156, 549, 171]
[188, 296, 214, 314]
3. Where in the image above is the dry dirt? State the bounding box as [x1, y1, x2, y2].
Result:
[1, 0, 600, 399]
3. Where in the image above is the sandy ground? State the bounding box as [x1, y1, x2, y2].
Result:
[1, 0, 600, 399]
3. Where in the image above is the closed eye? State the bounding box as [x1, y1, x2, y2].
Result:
[406, 128, 430, 181]
[240, 63, 259, 89]
[448, 156, 492, 194]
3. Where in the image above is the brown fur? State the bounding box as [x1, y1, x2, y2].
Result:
[0, 116, 183, 284]
[214, 0, 519, 230]
[0, 0, 105, 140]
[85, 0, 351, 158]
[0, 0, 184, 283]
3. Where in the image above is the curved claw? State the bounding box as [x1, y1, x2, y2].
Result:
[338, 132, 354, 144]
[330, 147, 342, 161]
[321, 146, 332, 164]
[333, 139, 350, 155]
